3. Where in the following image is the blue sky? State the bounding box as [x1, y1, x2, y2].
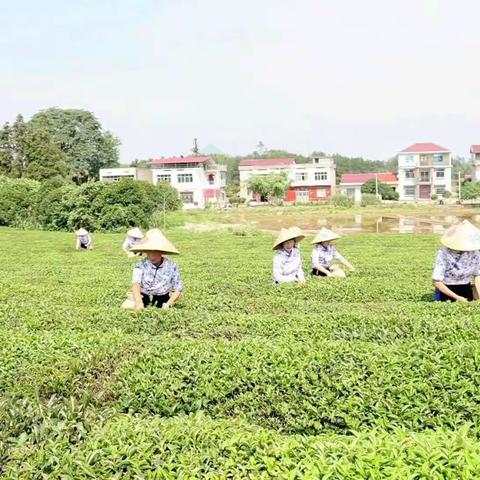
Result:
[2, 0, 480, 162]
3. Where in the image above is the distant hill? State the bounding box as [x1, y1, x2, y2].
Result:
[200, 144, 223, 155]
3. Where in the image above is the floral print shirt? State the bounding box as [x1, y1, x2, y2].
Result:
[432, 247, 480, 285]
[132, 258, 183, 295]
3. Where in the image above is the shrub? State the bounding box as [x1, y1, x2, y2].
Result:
[443, 190, 452, 198]
[0, 176, 40, 227]
[360, 193, 381, 207]
[431, 193, 438, 200]
[330, 194, 354, 208]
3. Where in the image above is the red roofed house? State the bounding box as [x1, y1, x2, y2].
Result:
[397, 143, 452, 200]
[470, 145, 480, 181]
[239, 156, 336, 203]
[339, 172, 398, 203]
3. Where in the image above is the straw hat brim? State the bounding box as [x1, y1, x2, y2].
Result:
[129, 229, 179, 255]
[127, 227, 144, 239]
[441, 221, 480, 251]
[75, 228, 88, 236]
[311, 228, 340, 244]
[272, 227, 305, 250]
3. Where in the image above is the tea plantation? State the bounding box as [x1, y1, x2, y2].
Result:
[1, 227, 480, 478]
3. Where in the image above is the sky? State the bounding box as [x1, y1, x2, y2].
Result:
[2, 0, 480, 162]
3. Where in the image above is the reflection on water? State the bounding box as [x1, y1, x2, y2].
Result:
[249, 214, 480, 235]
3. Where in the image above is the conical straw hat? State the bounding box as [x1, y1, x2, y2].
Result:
[129, 228, 179, 255]
[441, 220, 480, 252]
[127, 227, 144, 239]
[311, 227, 340, 244]
[272, 227, 305, 250]
[75, 228, 88, 236]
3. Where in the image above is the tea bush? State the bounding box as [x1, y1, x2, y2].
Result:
[1, 226, 480, 478]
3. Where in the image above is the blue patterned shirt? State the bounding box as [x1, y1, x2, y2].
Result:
[311, 244, 344, 269]
[132, 258, 183, 295]
[432, 247, 480, 285]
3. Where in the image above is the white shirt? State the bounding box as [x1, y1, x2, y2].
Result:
[273, 247, 305, 283]
[432, 247, 480, 285]
[311, 244, 344, 269]
[123, 236, 141, 252]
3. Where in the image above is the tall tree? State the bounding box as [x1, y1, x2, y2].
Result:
[28, 108, 120, 183]
[0, 122, 13, 176]
[23, 128, 68, 181]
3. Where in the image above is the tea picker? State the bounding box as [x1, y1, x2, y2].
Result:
[122, 227, 144, 257]
[272, 227, 306, 284]
[75, 228, 93, 250]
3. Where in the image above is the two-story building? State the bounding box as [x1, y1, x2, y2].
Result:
[150, 156, 227, 209]
[471, 145, 480, 181]
[99, 156, 227, 209]
[339, 172, 398, 203]
[239, 156, 336, 203]
[397, 143, 452, 200]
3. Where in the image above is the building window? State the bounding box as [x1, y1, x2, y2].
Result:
[295, 172, 307, 181]
[346, 188, 356, 197]
[178, 173, 193, 183]
[315, 171, 328, 181]
[404, 186, 415, 197]
[433, 154, 444, 163]
[157, 174, 171, 183]
[208, 173, 215, 185]
[317, 187, 327, 197]
[180, 191, 194, 203]
[435, 169, 445, 178]
[420, 171, 430, 182]
[435, 185, 446, 195]
[405, 170, 414, 179]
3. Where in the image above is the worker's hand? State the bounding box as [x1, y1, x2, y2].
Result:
[457, 296, 468, 302]
[162, 303, 170, 310]
[134, 301, 144, 310]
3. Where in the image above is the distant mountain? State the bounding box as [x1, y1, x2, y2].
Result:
[200, 144, 223, 155]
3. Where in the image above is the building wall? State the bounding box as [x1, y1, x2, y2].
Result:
[398, 152, 452, 200]
[239, 159, 335, 201]
[472, 153, 480, 182]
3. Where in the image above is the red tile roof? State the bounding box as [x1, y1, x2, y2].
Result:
[150, 156, 210, 165]
[239, 158, 295, 167]
[470, 145, 480, 154]
[340, 172, 398, 184]
[400, 143, 449, 153]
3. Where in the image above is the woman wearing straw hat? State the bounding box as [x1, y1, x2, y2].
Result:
[75, 228, 93, 250]
[272, 227, 306, 284]
[129, 228, 183, 310]
[122, 227, 144, 257]
[432, 220, 480, 302]
[311, 227, 354, 278]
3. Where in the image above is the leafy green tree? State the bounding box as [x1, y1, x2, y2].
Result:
[23, 128, 68, 181]
[29, 108, 120, 183]
[247, 173, 290, 204]
[461, 181, 480, 200]
[0, 123, 13, 176]
[361, 179, 399, 200]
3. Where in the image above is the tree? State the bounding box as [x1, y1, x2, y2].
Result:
[225, 183, 243, 205]
[28, 108, 120, 183]
[247, 173, 290, 204]
[461, 181, 480, 200]
[191, 138, 199, 155]
[0, 123, 13, 176]
[361, 178, 399, 200]
[23, 128, 68, 181]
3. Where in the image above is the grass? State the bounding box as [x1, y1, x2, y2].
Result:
[1, 226, 480, 478]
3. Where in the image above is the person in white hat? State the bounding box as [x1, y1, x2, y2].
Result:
[272, 227, 306, 284]
[122, 227, 144, 257]
[310, 227, 354, 278]
[432, 220, 480, 302]
[75, 228, 93, 250]
[129, 228, 183, 310]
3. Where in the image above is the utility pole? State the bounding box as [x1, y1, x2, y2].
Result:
[458, 172, 462, 201]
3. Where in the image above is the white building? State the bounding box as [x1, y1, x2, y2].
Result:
[239, 157, 336, 202]
[150, 156, 227, 209]
[339, 172, 398, 203]
[99, 167, 152, 182]
[397, 143, 452, 200]
[471, 145, 480, 182]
